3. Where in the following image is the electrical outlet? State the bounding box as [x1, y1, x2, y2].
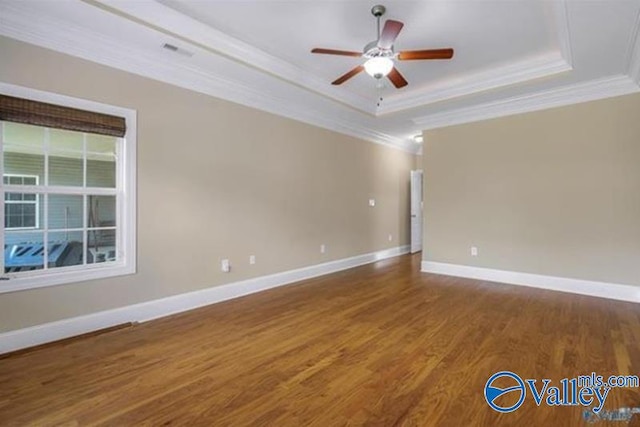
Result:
[221, 259, 231, 272]
[369, 199, 376, 207]
[249, 255, 256, 265]
[471, 246, 478, 257]
[320, 244, 326, 254]
[388, 234, 393, 242]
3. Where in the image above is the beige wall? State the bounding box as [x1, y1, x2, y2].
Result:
[0, 36, 415, 332]
[422, 93, 640, 286]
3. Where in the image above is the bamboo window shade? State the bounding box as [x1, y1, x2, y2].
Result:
[0, 94, 126, 137]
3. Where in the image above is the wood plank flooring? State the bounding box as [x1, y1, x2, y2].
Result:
[1, 253, 640, 426]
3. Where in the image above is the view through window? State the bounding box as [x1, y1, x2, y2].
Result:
[2, 122, 118, 273]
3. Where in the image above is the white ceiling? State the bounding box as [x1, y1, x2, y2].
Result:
[1, 0, 640, 154]
[158, 0, 557, 99]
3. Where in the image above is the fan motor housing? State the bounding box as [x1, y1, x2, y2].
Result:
[363, 41, 394, 59]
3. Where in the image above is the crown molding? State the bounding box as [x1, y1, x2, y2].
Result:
[377, 53, 571, 115]
[626, 7, 640, 85]
[412, 1, 638, 131]
[412, 75, 640, 130]
[97, 0, 579, 118]
[0, 2, 418, 154]
[2, 0, 637, 152]
[92, 0, 376, 115]
[377, 0, 573, 115]
[552, 0, 573, 66]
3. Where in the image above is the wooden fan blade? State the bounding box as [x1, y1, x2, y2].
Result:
[378, 20, 404, 49]
[311, 48, 362, 57]
[332, 65, 365, 85]
[387, 67, 408, 89]
[398, 48, 454, 61]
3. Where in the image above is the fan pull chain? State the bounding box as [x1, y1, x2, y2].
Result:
[376, 81, 384, 107]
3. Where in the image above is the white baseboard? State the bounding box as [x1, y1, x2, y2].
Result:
[421, 261, 640, 303]
[0, 245, 409, 355]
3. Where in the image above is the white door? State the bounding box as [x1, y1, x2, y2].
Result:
[410, 170, 423, 253]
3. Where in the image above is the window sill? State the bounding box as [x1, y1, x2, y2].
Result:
[0, 262, 136, 294]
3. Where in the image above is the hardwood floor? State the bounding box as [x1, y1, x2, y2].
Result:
[1, 253, 640, 426]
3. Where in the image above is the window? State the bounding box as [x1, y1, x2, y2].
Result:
[0, 84, 136, 292]
[4, 175, 40, 230]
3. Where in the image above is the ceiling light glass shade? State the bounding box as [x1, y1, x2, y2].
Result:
[364, 57, 394, 78]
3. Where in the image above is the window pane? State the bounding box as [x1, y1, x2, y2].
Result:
[48, 231, 84, 268]
[87, 195, 116, 228]
[49, 153, 83, 187]
[23, 213, 36, 228]
[48, 194, 83, 230]
[49, 128, 83, 152]
[4, 193, 40, 230]
[4, 231, 44, 273]
[4, 193, 41, 229]
[3, 123, 45, 182]
[3, 153, 44, 184]
[7, 214, 22, 229]
[87, 134, 116, 156]
[87, 155, 115, 188]
[87, 229, 116, 264]
[7, 204, 24, 216]
[3, 123, 44, 152]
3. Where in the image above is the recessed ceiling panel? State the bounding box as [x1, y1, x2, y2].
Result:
[158, 0, 558, 98]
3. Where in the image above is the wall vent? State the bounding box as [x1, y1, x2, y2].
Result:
[162, 43, 194, 57]
[163, 43, 178, 52]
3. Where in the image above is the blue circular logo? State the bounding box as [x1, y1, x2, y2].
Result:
[484, 371, 526, 413]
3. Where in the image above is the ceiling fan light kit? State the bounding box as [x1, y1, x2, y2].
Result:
[311, 4, 454, 90]
[364, 57, 394, 78]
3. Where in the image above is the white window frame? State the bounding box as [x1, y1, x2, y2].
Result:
[3, 174, 40, 230]
[0, 82, 137, 293]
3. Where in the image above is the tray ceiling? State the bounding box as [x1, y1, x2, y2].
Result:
[1, 0, 639, 153]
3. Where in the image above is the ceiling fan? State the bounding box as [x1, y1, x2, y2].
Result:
[311, 4, 454, 89]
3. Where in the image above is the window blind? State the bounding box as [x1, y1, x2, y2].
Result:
[0, 94, 126, 137]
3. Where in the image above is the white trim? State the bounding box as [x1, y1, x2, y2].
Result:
[379, 53, 571, 115]
[0, 245, 409, 355]
[379, 0, 573, 115]
[421, 261, 640, 303]
[551, 0, 573, 67]
[99, 0, 576, 119]
[1, 185, 117, 196]
[625, 7, 640, 85]
[0, 82, 134, 119]
[0, 0, 586, 155]
[3, 174, 40, 230]
[3, 0, 637, 152]
[0, 82, 137, 293]
[412, 75, 640, 130]
[0, 1, 418, 155]
[94, 0, 374, 115]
